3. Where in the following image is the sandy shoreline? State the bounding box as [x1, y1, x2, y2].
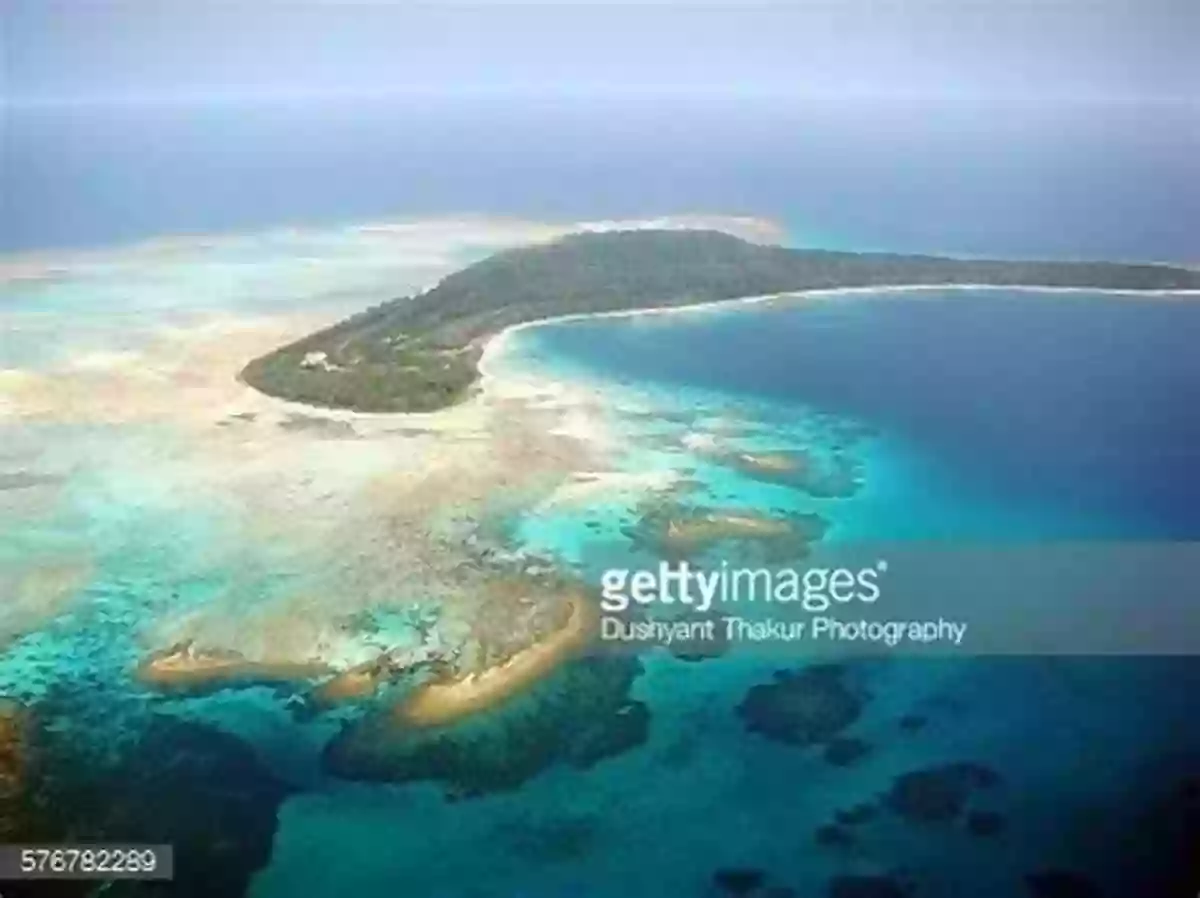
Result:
[477, 280, 1200, 388]
[396, 592, 597, 728]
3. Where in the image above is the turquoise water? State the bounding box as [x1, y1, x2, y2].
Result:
[259, 291, 1200, 898]
[520, 291, 1200, 540]
[453, 291, 1199, 897]
[4, 272, 1199, 896]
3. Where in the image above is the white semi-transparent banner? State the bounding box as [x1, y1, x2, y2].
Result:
[576, 542, 1200, 656]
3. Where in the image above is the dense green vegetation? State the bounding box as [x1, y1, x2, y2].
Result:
[242, 229, 1200, 412]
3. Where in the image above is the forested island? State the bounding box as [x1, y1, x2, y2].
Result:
[241, 229, 1200, 412]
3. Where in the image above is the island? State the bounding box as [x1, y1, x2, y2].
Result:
[241, 229, 1200, 412]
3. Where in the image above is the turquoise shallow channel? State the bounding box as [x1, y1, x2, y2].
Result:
[1, 229, 1198, 898]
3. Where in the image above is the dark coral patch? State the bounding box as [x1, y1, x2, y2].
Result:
[5, 707, 293, 898]
[1024, 870, 1104, 898]
[621, 498, 828, 565]
[814, 823, 855, 847]
[897, 714, 927, 732]
[886, 761, 1002, 823]
[713, 867, 768, 895]
[494, 812, 598, 863]
[0, 698, 33, 842]
[323, 655, 648, 795]
[1103, 762, 1200, 896]
[737, 665, 865, 748]
[966, 809, 1007, 837]
[828, 875, 909, 898]
[823, 736, 872, 767]
[835, 802, 879, 827]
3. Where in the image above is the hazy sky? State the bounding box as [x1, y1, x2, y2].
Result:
[4, 0, 1197, 106]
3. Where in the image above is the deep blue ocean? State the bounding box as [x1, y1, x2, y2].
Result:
[528, 292, 1200, 540]
[3, 98, 1199, 898]
[486, 290, 1200, 898]
[4, 98, 1198, 261]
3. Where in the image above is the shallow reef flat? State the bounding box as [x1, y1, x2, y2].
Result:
[623, 499, 829, 564]
[699, 443, 864, 499]
[305, 655, 407, 711]
[1, 220, 696, 741]
[307, 575, 659, 796]
[9, 220, 1200, 896]
[136, 641, 334, 695]
[322, 650, 648, 797]
[0, 559, 93, 652]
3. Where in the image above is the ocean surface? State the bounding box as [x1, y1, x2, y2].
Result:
[2, 96, 1199, 898]
[459, 291, 1200, 897]
[520, 291, 1200, 541]
[227, 287, 1200, 898]
[2, 257, 1198, 897]
[4, 98, 1198, 262]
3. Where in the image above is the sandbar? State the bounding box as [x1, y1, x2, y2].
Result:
[396, 593, 597, 728]
[136, 641, 332, 693]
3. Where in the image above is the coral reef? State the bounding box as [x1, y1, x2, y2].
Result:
[397, 588, 594, 727]
[965, 809, 1007, 837]
[493, 811, 599, 863]
[712, 868, 767, 895]
[814, 823, 855, 847]
[823, 736, 872, 767]
[0, 698, 32, 842]
[701, 444, 863, 499]
[828, 875, 909, 898]
[623, 500, 827, 564]
[136, 641, 331, 695]
[1, 706, 293, 897]
[1024, 871, 1104, 898]
[322, 654, 648, 795]
[897, 714, 927, 732]
[835, 802, 879, 827]
[737, 665, 866, 748]
[885, 762, 1001, 823]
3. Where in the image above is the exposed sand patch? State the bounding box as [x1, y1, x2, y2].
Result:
[136, 640, 333, 694]
[660, 511, 795, 553]
[731, 452, 800, 474]
[308, 658, 393, 709]
[534, 470, 683, 511]
[397, 592, 598, 728]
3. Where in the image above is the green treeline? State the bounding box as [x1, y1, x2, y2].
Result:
[241, 229, 1200, 412]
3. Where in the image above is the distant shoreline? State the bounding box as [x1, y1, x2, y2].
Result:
[478, 280, 1200, 389]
